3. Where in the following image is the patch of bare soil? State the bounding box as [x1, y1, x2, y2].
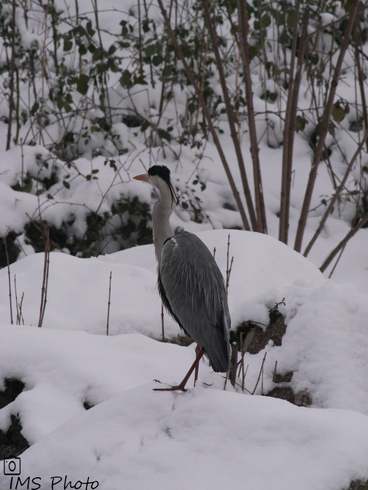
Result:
[232, 308, 311, 407]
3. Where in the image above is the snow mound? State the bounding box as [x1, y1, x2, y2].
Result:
[0, 230, 323, 337]
[0, 248, 177, 337]
[3, 385, 368, 490]
[0, 327, 206, 444]
[1, 230, 368, 489]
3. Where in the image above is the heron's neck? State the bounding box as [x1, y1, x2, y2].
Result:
[152, 181, 176, 263]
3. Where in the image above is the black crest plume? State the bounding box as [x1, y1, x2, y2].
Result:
[148, 165, 178, 205]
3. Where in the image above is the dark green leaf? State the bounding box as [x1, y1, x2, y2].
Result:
[120, 70, 132, 88]
[328, 121, 336, 136]
[30, 102, 39, 115]
[86, 20, 95, 37]
[152, 54, 163, 66]
[142, 19, 150, 33]
[295, 115, 308, 132]
[76, 74, 90, 95]
[310, 54, 319, 65]
[141, 120, 150, 132]
[63, 39, 73, 52]
[262, 14, 271, 28]
[332, 103, 345, 123]
[78, 45, 87, 55]
[145, 44, 157, 57]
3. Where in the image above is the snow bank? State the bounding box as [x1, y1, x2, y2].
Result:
[2, 385, 368, 490]
[1, 230, 368, 489]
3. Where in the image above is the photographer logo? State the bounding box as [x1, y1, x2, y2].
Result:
[2, 457, 100, 489]
[3, 457, 21, 476]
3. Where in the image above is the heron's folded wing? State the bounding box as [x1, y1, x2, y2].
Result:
[159, 231, 230, 372]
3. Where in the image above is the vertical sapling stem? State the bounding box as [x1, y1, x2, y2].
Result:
[161, 303, 165, 342]
[38, 229, 50, 328]
[106, 271, 112, 335]
[4, 237, 14, 324]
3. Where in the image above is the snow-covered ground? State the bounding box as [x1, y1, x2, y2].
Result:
[1, 231, 368, 489]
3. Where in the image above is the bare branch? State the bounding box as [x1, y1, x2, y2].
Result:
[38, 229, 50, 328]
[294, 0, 362, 252]
[106, 271, 112, 335]
[304, 127, 368, 257]
[279, 2, 309, 244]
[320, 212, 368, 273]
[3, 237, 14, 324]
[156, 0, 252, 231]
[203, 0, 258, 230]
[237, 0, 268, 233]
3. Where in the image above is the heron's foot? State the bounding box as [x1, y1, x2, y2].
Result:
[153, 381, 187, 392]
[153, 386, 187, 392]
[153, 347, 205, 393]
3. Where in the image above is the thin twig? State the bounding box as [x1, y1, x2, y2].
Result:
[303, 124, 368, 257]
[252, 352, 267, 395]
[6, 0, 17, 150]
[304, 126, 368, 257]
[237, 0, 268, 233]
[92, 0, 112, 125]
[14, 274, 19, 324]
[38, 0, 49, 146]
[18, 293, 25, 325]
[195, 30, 209, 127]
[106, 271, 112, 335]
[272, 360, 278, 383]
[225, 233, 234, 295]
[320, 211, 368, 273]
[294, 0, 362, 252]
[229, 342, 238, 387]
[14, 275, 25, 325]
[327, 244, 346, 279]
[38, 229, 50, 328]
[3, 237, 14, 324]
[157, 0, 251, 231]
[161, 303, 165, 342]
[354, 37, 368, 152]
[279, 2, 309, 244]
[203, 0, 259, 231]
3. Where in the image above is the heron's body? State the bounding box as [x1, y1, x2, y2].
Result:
[159, 230, 230, 372]
[134, 165, 230, 388]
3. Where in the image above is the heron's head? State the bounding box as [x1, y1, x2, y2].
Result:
[134, 165, 178, 205]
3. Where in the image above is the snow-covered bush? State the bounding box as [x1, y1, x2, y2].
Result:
[0, 0, 367, 267]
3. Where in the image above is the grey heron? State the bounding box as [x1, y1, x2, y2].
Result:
[134, 165, 230, 391]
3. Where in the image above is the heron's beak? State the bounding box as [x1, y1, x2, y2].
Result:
[133, 173, 149, 182]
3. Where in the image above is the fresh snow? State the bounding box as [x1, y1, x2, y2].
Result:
[1, 231, 368, 489]
[9, 386, 368, 490]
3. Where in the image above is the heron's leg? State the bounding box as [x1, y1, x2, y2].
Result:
[154, 347, 205, 392]
[194, 344, 202, 386]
